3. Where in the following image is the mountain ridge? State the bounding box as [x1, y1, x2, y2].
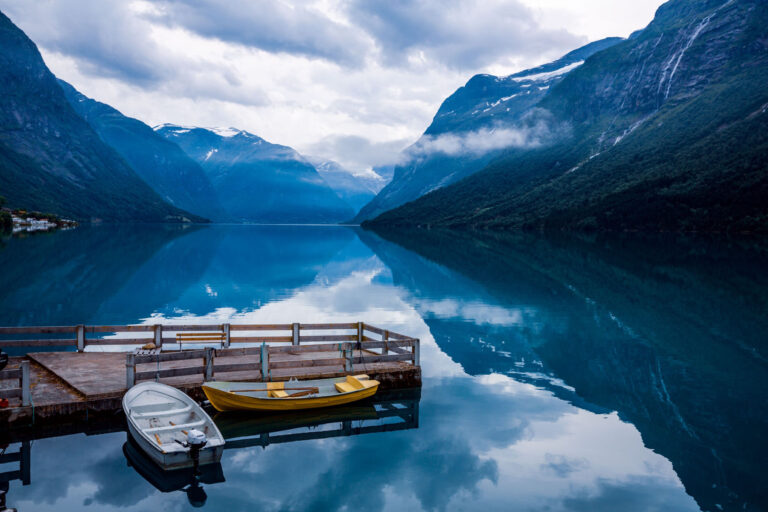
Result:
[156, 124, 355, 223]
[59, 81, 223, 222]
[365, 0, 768, 233]
[0, 10, 201, 223]
[353, 37, 624, 222]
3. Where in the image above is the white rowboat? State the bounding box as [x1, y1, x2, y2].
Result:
[122, 382, 224, 470]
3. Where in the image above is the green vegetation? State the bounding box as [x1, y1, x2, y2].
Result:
[366, 0, 768, 233]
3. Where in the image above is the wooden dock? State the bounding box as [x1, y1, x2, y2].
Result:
[0, 322, 421, 431]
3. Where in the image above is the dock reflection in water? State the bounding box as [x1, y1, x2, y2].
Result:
[119, 389, 419, 508]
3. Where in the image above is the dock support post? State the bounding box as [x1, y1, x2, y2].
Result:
[154, 324, 163, 349]
[223, 323, 230, 348]
[292, 323, 300, 346]
[345, 348, 352, 372]
[76, 324, 85, 352]
[204, 347, 214, 382]
[20, 360, 30, 406]
[261, 342, 269, 381]
[126, 353, 135, 388]
[414, 338, 420, 366]
[20, 440, 31, 485]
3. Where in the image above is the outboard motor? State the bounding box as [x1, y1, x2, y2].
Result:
[187, 429, 207, 475]
[0, 349, 7, 372]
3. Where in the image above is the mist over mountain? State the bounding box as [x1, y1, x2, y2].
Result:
[311, 159, 388, 213]
[366, 0, 768, 233]
[156, 125, 355, 223]
[354, 37, 623, 222]
[0, 11, 199, 223]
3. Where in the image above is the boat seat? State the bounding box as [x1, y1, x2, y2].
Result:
[131, 402, 178, 414]
[268, 390, 289, 398]
[132, 405, 192, 419]
[335, 375, 366, 393]
[145, 419, 204, 434]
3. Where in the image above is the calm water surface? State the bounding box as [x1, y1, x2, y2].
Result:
[0, 225, 766, 512]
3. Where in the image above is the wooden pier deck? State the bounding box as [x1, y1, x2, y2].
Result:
[0, 322, 421, 430]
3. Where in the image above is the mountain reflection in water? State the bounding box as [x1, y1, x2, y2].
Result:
[0, 225, 765, 511]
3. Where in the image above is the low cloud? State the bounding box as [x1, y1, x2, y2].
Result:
[408, 109, 570, 158]
[303, 134, 411, 173]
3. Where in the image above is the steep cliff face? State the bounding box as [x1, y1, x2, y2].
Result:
[156, 125, 355, 223]
[0, 11, 199, 222]
[59, 81, 223, 222]
[368, 0, 768, 232]
[353, 38, 622, 222]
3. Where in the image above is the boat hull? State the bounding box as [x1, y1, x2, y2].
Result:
[122, 382, 225, 470]
[203, 378, 379, 412]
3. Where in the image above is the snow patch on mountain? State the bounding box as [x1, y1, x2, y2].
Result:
[511, 61, 584, 83]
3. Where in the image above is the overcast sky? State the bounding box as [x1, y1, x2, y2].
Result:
[1, 0, 665, 174]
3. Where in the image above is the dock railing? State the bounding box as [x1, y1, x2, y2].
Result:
[0, 360, 30, 406]
[0, 322, 417, 357]
[118, 322, 418, 386]
[0, 322, 417, 386]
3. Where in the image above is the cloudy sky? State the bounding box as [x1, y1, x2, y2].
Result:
[1, 0, 664, 173]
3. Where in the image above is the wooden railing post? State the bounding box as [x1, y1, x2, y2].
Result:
[292, 323, 300, 346]
[345, 347, 352, 372]
[20, 360, 30, 406]
[126, 353, 135, 388]
[204, 347, 214, 381]
[357, 322, 363, 345]
[413, 338, 420, 366]
[261, 342, 268, 381]
[383, 329, 389, 355]
[76, 324, 85, 352]
[223, 323, 231, 348]
[154, 324, 163, 349]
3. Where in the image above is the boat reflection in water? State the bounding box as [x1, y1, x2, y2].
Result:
[123, 437, 225, 508]
[122, 388, 420, 507]
[215, 388, 420, 450]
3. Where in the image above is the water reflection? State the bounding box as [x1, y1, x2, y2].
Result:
[366, 228, 768, 512]
[0, 225, 765, 511]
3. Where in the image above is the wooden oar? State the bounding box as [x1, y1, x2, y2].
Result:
[229, 386, 319, 393]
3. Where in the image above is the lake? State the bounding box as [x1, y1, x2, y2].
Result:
[0, 225, 766, 512]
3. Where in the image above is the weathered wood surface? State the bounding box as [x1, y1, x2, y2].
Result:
[1, 352, 421, 430]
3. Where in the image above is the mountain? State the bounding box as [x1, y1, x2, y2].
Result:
[311, 160, 387, 213]
[58, 80, 223, 222]
[353, 38, 623, 222]
[366, 0, 768, 233]
[0, 11, 199, 223]
[156, 125, 354, 223]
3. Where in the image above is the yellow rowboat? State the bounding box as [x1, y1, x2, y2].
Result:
[202, 375, 380, 412]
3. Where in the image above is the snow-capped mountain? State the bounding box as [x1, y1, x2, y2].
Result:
[59, 81, 224, 222]
[367, 0, 768, 233]
[155, 125, 355, 223]
[354, 38, 622, 222]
